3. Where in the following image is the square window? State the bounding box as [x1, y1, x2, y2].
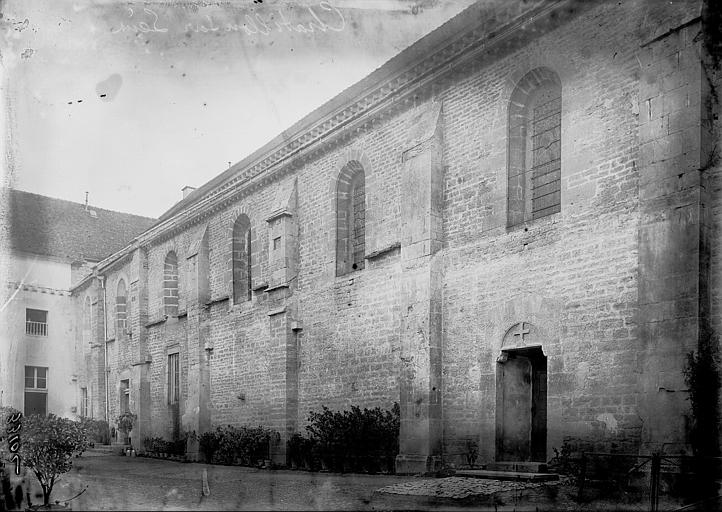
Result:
[26, 309, 48, 336]
[24, 366, 48, 390]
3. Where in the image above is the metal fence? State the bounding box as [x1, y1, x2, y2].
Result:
[575, 452, 722, 512]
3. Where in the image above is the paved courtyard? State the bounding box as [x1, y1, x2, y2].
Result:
[11, 451, 694, 511]
[20, 451, 408, 511]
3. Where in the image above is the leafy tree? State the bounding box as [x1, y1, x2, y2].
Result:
[18, 414, 89, 506]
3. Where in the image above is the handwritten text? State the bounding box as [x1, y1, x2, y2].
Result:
[111, 2, 345, 37]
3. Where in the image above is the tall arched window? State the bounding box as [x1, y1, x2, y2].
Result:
[116, 279, 127, 335]
[232, 214, 252, 303]
[507, 67, 562, 227]
[336, 161, 365, 276]
[163, 252, 179, 316]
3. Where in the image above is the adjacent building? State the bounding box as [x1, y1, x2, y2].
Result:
[0, 189, 155, 419]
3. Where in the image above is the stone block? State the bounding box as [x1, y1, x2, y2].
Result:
[395, 454, 442, 476]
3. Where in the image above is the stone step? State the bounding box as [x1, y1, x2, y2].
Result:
[484, 461, 548, 473]
[456, 469, 559, 482]
[86, 444, 117, 453]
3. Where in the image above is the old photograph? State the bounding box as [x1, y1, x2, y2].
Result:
[0, 0, 720, 510]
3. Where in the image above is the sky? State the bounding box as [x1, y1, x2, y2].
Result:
[1, 0, 477, 219]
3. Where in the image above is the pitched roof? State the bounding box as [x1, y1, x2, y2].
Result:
[157, 0, 549, 223]
[6, 188, 156, 262]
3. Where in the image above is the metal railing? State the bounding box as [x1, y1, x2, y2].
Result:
[25, 321, 47, 336]
[575, 452, 722, 512]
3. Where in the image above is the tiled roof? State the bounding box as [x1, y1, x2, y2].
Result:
[6, 188, 156, 262]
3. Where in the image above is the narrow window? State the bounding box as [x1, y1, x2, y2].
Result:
[83, 296, 92, 346]
[507, 68, 562, 227]
[120, 379, 130, 413]
[336, 161, 365, 276]
[24, 366, 48, 416]
[168, 352, 181, 440]
[167, 353, 180, 404]
[163, 252, 179, 316]
[232, 214, 252, 303]
[116, 279, 127, 335]
[26, 308, 48, 337]
[80, 387, 88, 418]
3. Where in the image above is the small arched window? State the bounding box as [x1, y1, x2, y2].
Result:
[163, 251, 179, 316]
[232, 214, 252, 303]
[507, 67, 562, 227]
[116, 279, 127, 335]
[336, 161, 365, 276]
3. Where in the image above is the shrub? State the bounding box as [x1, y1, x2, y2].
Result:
[202, 425, 275, 466]
[18, 414, 89, 506]
[141, 436, 186, 456]
[168, 438, 187, 456]
[683, 333, 721, 499]
[199, 430, 220, 463]
[287, 433, 318, 470]
[116, 412, 137, 436]
[548, 441, 581, 476]
[80, 418, 110, 445]
[301, 402, 400, 473]
[143, 436, 162, 453]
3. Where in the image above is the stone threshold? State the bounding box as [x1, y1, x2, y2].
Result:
[456, 469, 559, 482]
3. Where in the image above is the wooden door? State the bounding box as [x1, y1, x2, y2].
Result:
[499, 355, 532, 461]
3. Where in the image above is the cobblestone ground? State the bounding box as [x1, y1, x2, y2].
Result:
[376, 476, 560, 499]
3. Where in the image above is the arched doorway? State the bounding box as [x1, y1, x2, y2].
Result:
[495, 323, 547, 462]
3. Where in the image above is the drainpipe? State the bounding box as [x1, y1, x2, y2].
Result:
[98, 275, 109, 436]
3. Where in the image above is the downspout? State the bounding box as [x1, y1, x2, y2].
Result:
[98, 275, 109, 435]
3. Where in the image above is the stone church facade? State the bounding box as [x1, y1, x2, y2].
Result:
[70, 0, 720, 474]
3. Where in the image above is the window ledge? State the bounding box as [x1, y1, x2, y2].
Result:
[266, 282, 289, 292]
[229, 298, 254, 308]
[252, 282, 269, 292]
[365, 242, 401, 260]
[204, 296, 229, 307]
[105, 337, 116, 343]
[145, 317, 167, 328]
[506, 211, 561, 233]
[266, 209, 293, 223]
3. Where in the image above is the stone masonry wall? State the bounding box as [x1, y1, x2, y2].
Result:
[79, 0, 709, 467]
[441, 0, 699, 465]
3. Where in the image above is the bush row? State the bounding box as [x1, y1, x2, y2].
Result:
[142, 436, 187, 456]
[199, 425, 275, 465]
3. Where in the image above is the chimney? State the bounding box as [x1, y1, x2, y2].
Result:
[182, 186, 196, 199]
[84, 191, 89, 210]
